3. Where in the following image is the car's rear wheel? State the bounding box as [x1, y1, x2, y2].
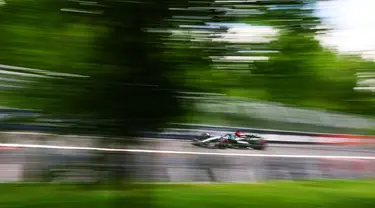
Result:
[253, 139, 267, 150]
[215, 139, 228, 149]
[215, 144, 226, 149]
[199, 133, 211, 140]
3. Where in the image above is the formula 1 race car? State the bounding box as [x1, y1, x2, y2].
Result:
[192, 132, 267, 150]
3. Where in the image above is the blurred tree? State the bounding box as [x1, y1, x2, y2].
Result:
[211, 0, 375, 117]
[244, 0, 324, 103]
[1, 0, 375, 132]
[0, 0, 233, 135]
[0, 0, 233, 196]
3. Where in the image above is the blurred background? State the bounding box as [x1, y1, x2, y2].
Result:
[0, 0, 375, 207]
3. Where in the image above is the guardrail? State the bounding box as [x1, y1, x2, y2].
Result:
[167, 123, 373, 137]
[0, 122, 374, 145]
[148, 123, 375, 145]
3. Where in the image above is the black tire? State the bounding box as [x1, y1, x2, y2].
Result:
[253, 140, 267, 150]
[216, 140, 228, 149]
[218, 144, 226, 149]
[193, 140, 216, 149]
[199, 133, 211, 140]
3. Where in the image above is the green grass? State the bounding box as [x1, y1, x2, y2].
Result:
[0, 180, 375, 208]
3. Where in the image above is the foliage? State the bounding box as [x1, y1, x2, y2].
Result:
[0, 0, 375, 135]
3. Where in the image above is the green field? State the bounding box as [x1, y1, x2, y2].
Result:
[1, 180, 375, 208]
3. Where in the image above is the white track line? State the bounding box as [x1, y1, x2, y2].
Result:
[1, 143, 375, 160]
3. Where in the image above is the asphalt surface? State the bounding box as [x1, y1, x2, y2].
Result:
[106, 139, 375, 182]
[0, 138, 375, 182]
[130, 138, 375, 157]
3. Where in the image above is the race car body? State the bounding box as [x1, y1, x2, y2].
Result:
[192, 132, 267, 150]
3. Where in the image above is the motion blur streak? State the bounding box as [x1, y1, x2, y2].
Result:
[1, 0, 375, 207]
[0, 144, 374, 183]
[0, 142, 375, 159]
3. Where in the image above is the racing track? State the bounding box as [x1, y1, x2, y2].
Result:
[121, 139, 375, 182]
[0, 137, 374, 182]
[130, 138, 375, 157]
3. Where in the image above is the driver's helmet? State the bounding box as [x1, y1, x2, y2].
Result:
[235, 131, 241, 137]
